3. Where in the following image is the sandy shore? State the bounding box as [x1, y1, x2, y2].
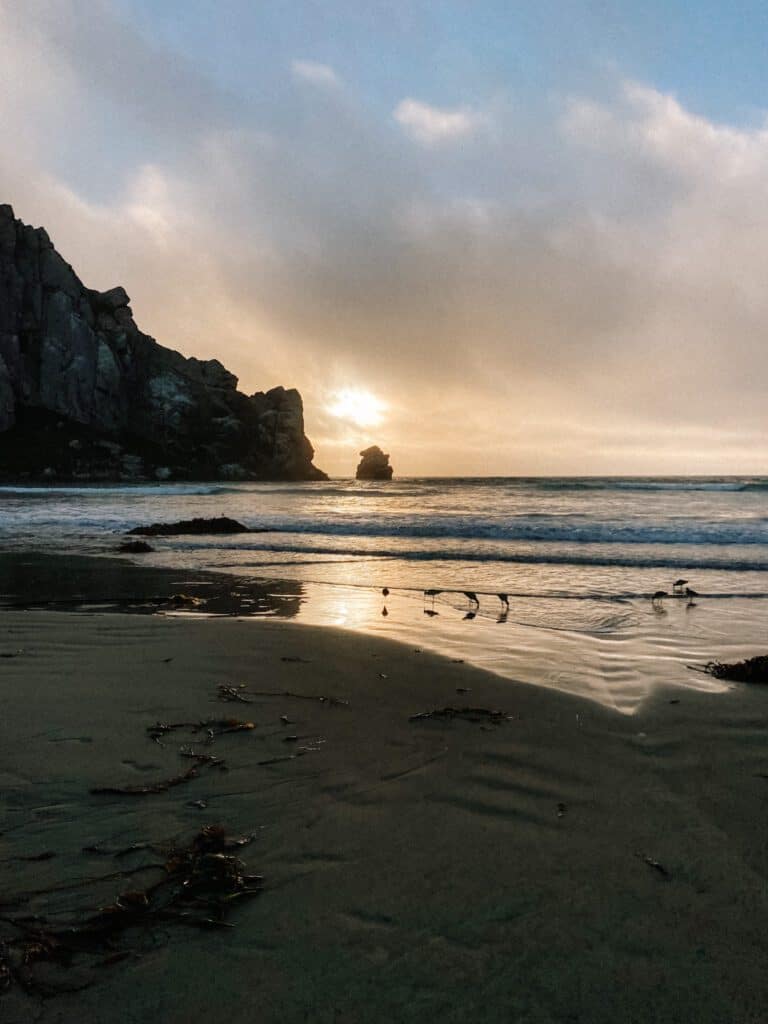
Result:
[1, 608, 767, 1023]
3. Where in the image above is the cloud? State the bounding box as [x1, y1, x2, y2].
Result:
[1, 1, 767, 473]
[393, 98, 487, 145]
[291, 60, 341, 88]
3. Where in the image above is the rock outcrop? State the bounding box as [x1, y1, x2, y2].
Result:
[127, 516, 252, 537]
[356, 445, 393, 480]
[0, 204, 326, 481]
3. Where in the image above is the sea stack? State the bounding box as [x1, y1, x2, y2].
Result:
[356, 445, 393, 480]
[0, 203, 327, 483]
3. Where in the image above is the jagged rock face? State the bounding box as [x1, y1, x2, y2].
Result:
[0, 204, 326, 482]
[356, 445, 393, 480]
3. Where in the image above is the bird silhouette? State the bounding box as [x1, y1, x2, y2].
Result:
[424, 589, 441, 597]
[684, 587, 698, 597]
[382, 587, 389, 597]
[423, 609, 439, 618]
[498, 593, 510, 608]
[673, 579, 688, 591]
[652, 590, 668, 604]
[463, 591, 480, 606]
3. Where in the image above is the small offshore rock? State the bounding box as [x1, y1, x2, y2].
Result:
[356, 445, 393, 480]
[128, 516, 251, 537]
[118, 540, 154, 553]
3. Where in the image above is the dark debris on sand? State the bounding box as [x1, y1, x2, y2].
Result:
[409, 706, 513, 725]
[704, 655, 768, 684]
[0, 825, 261, 998]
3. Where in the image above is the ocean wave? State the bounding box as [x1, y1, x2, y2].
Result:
[161, 538, 768, 571]
[0, 482, 429, 499]
[0, 484, 239, 498]
[146, 516, 768, 546]
[533, 479, 764, 493]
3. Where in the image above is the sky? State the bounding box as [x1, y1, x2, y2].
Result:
[1, 1, 767, 476]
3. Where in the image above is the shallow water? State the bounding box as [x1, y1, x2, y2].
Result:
[1, 476, 766, 711]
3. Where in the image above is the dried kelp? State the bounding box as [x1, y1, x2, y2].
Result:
[178, 748, 226, 768]
[0, 826, 261, 997]
[637, 852, 671, 879]
[409, 706, 513, 724]
[703, 655, 768, 684]
[216, 684, 253, 704]
[215, 684, 348, 707]
[91, 765, 201, 796]
[147, 717, 256, 745]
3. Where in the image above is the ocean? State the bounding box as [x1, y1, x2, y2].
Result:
[2, 476, 766, 712]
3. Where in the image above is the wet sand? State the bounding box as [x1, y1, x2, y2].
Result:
[1, 601, 767, 1022]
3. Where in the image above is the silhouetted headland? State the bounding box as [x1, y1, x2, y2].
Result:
[0, 204, 326, 483]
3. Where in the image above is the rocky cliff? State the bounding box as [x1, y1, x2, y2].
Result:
[0, 204, 326, 482]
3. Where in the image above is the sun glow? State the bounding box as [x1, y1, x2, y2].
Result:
[327, 387, 386, 428]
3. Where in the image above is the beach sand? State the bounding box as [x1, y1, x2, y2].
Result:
[1, 606, 767, 1022]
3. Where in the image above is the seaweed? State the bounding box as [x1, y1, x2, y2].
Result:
[90, 765, 201, 796]
[146, 718, 256, 746]
[0, 826, 261, 997]
[216, 684, 253, 704]
[637, 852, 671, 879]
[239, 690, 348, 706]
[214, 685, 348, 707]
[409, 706, 513, 724]
[703, 655, 768, 684]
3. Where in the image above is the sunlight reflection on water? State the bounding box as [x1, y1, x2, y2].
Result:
[200, 580, 758, 715]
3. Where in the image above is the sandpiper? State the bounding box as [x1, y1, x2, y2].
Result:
[463, 591, 480, 606]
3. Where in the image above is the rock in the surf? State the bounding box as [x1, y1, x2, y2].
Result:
[127, 516, 252, 537]
[356, 445, 393, 480]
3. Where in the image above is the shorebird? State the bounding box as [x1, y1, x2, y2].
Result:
[424, 589, 441, 597]
[652, 590, 668, 605]
[497, 593, 510, 609]
[463, 591, 480, 607]
[684, 587, 698, 599]
[672, 579, 688, 592]
[382, 587, 389, 597]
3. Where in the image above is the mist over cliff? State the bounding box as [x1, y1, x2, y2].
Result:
[0, 204, 326, 482]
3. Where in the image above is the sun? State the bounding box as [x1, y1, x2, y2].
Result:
[327, 387, 386, 428]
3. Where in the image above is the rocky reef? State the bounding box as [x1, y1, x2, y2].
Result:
[0, 204, 326, 482]
[356, 445, 393, 480]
